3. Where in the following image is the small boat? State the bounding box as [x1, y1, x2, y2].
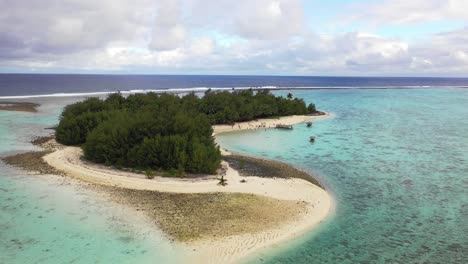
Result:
[309, 136, 316, 142]
[306, 121, 313, 127]
[275, 124, 293, 129]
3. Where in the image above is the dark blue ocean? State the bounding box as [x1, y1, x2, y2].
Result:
[1, 74, 468, 97]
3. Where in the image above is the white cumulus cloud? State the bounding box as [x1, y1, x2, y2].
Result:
[0, 0, 467, 76]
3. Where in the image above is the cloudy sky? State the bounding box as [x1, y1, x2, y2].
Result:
[1, 0, 467, 76]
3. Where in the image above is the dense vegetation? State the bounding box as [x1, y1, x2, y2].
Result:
[56, 90, 317, 175]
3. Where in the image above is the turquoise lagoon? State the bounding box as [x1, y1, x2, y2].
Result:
[1, 89, 467, 264]
[0, 98, 182, 264]
[217, 89, 467, 263]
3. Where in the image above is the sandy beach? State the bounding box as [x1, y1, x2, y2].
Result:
[35, 114, 332, 264]
[212, 113, 330, 135]
[42, 146, 330, 263]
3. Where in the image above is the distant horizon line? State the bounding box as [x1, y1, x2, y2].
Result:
[1, 86, 468, 100]
[1, 72, 468, 79]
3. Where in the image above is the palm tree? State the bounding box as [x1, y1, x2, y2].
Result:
[218, 174, 228, 186]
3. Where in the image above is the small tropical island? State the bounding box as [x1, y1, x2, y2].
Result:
[55, 89, 320, 175]
[2, 90, 331, 264]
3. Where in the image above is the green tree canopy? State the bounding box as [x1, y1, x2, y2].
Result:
[56, 90, 318, 175]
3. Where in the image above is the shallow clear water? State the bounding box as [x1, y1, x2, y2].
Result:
[1, 89, 467, 263]
[0, 99, 181, 264]
[217, 89, 468, 263]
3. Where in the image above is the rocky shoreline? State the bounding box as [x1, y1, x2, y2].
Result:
[0, 102, 40, 112]
[224, 154, 324, 189]
[1, 136, 63, 175]
[96, 185, 306, 242]
[1, 136, 311, 243]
